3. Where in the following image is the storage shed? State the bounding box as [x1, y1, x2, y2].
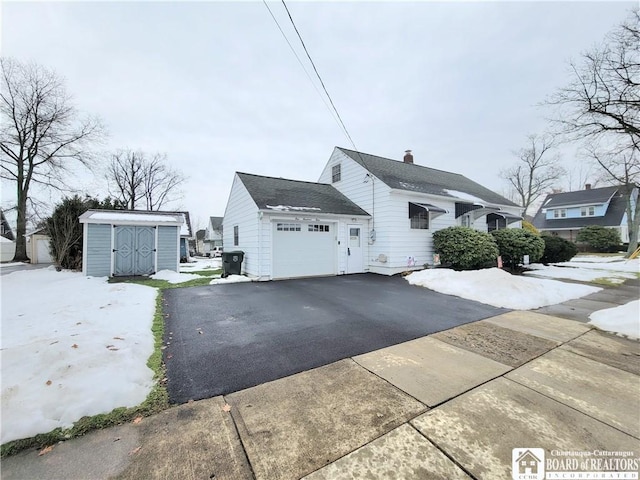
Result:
[79, 210, 184, 277]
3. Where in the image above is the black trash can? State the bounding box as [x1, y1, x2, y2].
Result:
[222, 251, 244, 277]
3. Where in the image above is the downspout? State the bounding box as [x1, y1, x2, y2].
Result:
[258, 211, 263, 279]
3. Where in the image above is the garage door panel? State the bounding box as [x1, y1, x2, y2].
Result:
[272, 222, 335, 279]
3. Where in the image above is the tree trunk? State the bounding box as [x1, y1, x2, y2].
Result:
[12, 184, 30, 262]
[626, 187, 640, 256]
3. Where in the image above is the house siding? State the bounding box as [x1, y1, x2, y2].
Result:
[157, 226, 179, 271]
[86, 223, 112, 277]
[545, 203, 608, 220]
[223, 175, 261, 277]
[318, 148, 388, 274]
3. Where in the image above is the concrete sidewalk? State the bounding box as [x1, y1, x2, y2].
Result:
[2, 295, 639, 479]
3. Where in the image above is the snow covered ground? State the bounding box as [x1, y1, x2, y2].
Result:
[0, 268, 157, 445]
[179, 257, 222, 272]
[525, 255, 639, 284]
[589, 300, 639, 339]
[150, 269, 204, 284]
[209, 274, 252, 285]
[406, 268, 601, 310]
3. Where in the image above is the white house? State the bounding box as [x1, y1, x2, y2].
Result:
[532, 184, 638, 243]
[204, 216, 223, 255]
[223, 147, 522, 280]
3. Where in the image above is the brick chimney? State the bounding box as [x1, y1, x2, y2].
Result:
[403, 150, 413, 164]
[585, 183, 591, 190]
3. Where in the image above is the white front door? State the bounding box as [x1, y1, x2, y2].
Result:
[346, 225, 364, 273]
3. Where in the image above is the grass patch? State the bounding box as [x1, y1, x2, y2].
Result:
[1, 289, 171, 458]
[109, 275, 215, 289]
[185, 269, 222, 277]
[590, 277, 629, 287]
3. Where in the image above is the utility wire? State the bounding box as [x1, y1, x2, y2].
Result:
[261, 0, 345, 136]
[279, 0, 376, 230]
[280, 0, 360, 153]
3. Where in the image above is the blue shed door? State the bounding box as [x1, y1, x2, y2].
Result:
[114, 226, 156, 276]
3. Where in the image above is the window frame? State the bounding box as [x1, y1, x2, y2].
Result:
[410, 211, 429, 230]
[331, 164, 341, 183]
[308, 224, 330, 232]
[580, 206, 595, 217]
[553, 209, 567, 218]
[233, 225, 239, 246]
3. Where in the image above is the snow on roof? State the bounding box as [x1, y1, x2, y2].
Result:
[0, 236, 13, 243]
[443, 189, 486, 205]
[80, 210, 184, 225]
[266, 205, 322, 212]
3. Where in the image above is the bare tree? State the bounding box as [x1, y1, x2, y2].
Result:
[500, 134, 566, 216]
[546, 10, 640, 254]
[546, 10, 639, 152]
[106, 149, 185, 211]
[0, 58, 103, 262]
[586, 142, 640, 253]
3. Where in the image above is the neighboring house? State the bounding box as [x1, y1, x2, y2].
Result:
[173, 211, 193, 262]
[0, 209, 15, 241]
[79, 210, 184, 276]
[204, 216, 223, 255]
[223, 147, 521, 280]
[26, 228, 53, 264]
[195, 229, 206, 255]
[0, 209, 16, 262]
[532, 184, 638, 243]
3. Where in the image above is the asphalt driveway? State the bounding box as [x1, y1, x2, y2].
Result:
[163, 273, 508, 404]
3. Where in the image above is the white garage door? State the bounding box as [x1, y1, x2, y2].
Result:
[36, 238, 53, 263]
[272, 222, 336, 279]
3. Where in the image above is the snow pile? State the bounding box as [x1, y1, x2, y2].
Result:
[525, 264, 636, 284]
[210, 275, 252, 285]
[406, 268, 600, 310]
[180, 257, 222, 272]
[559, 256, 640, 273]
[0, 269, 156, 444]
[150, 269, 201, 284]
[589, 300, 640, 339]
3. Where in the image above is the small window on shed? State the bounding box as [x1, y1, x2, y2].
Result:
[233, 225, 239, 246]
[332, 164, 341, 183]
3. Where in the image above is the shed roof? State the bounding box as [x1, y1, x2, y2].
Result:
[79, 210, 184, 226]
[237, 172, 370, 216]
[337, 147, 518, 207]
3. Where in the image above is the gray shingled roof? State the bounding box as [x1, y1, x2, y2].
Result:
[533, 186, 629, 230]
[541, 186, 619, 208]
[209, 216, 223, 231]
[237, 172, 370, 216]
[338, 147, 518, 207]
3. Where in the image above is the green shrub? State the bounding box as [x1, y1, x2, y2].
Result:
[576, 225, 622, 252]
[491, 228, 545, 270]
[433, 227, 499, 270]
[540, 234, 578, 263]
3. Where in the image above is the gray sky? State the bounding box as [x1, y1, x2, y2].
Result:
[1, 1, 635, 230]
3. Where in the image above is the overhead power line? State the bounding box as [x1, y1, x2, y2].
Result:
[261, 0, 345, 136]
[279, 0, 360, 152]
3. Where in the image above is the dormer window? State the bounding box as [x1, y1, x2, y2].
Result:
[553, 209, 567, 219]
[332, 164, 341, 183]
[581, 206, 596, 217]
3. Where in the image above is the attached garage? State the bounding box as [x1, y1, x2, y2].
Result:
[223, 172, 370, 281]
[79, 210, 184, 277]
